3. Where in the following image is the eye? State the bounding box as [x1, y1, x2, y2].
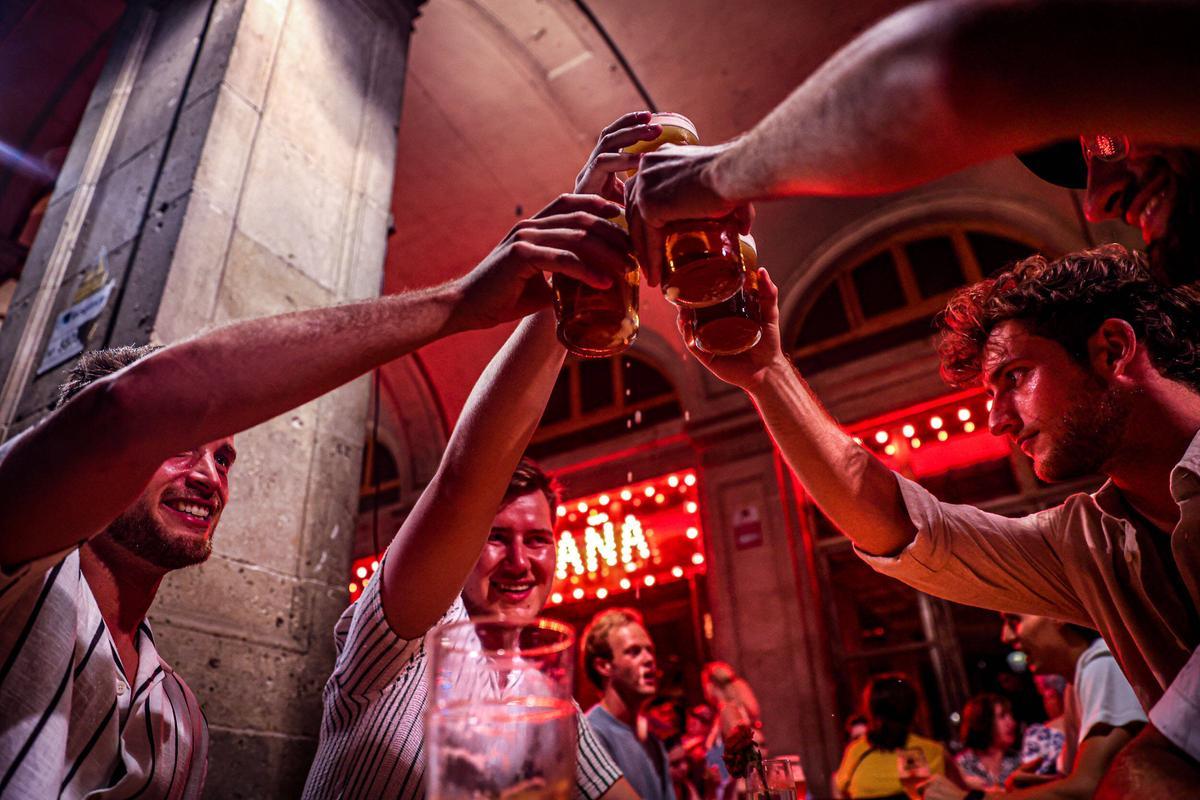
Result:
[1005, 367, 1028, 387]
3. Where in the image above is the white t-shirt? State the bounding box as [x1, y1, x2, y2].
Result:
[1060, 638, 1146, 771]
[1149, 644, 1200, 761]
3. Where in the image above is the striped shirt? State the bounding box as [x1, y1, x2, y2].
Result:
[302, 567, 622, 799]
[0, 548, 207, 799]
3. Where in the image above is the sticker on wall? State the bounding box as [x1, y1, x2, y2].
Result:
[732, 504, 764, 550]
[38, 250, 115, 375]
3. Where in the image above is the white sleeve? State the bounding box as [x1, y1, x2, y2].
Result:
[1149, 645, 1200, 761]
[1075, 645, 1147, 741]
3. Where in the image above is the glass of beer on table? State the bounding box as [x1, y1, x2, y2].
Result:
[746, 757, 798, 800]
[426, 616, 577, 800]
[679, 234, 763, 355]
[623, 112, 746, 308]
[551, 210, 640, 358]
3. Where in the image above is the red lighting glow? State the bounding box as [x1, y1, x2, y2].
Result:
[346, 470, 706, 604]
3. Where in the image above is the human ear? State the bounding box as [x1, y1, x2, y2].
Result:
[1087, 319, 1137, 380]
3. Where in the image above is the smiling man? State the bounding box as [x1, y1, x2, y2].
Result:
[0, 183, 631, 798]
[583, 609, 674, 800]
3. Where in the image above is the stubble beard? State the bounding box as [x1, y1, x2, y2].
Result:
[1035, 379, 1133, 482]
[106, 498, 213, 571]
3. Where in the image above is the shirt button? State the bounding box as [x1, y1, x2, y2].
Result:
[116, 680, 127, 696]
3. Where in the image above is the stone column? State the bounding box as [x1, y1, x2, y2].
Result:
[0, 0, 423, 796]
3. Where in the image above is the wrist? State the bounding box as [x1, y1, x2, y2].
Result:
[437, 277, 472, 336]
[743, 355, 794, 395]
[704, 141, 743, 208]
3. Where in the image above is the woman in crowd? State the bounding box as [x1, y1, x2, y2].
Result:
[1019, 675, 1067, 777]
[955, 693, 1021, 789]
[833, 674, 948, 799]
[701, 662, 764, 800]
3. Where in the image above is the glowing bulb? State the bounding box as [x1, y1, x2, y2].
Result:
[348, 582, 358, 593]
[957, 408, 971, 422]
[598, 494, 610, 506]
[686, 527, 699, 539]
[964, 421, 976, 433]
[577, 501, 588, 512]
[911, 438, 921, 449]
[356, 566, 368, 579]
[684, 474, 696, 487]
[621, 489, 632, 501]
[596, 588, 608, 599]
[671, 566, 684, 578]
[686, 501, 698, 514]
[556, 505, 567, 517]
[551, 592, 562, 604]
[370, 560, 379, 571]
[620, 578, 631, 590]
[875, 430, 889, 444]
[655, 493, 665, 504]
[668, 475, 679, 488]
[884, 444, 897, 456]
[937, 430, 949, 442]
[644, 486, 655, 497]
[644, 575, 656, 586]
[572, 587, 584, 600]
[930, 416, 943, 430]
[902, 424, 915, 438]
[691, 553, 705, 565]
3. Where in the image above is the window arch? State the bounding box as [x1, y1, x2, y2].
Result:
[787, 221, 1050, 374]
[358, 438, 400, 513]
[529, 353, 682, 459]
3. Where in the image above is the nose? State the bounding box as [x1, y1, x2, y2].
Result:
[1000, 622, 1017, 645]
[187, 450, 221, 490]
[503, 539, 531, 573]
[1082, 159, 1133, 222]
[988, 395, 1020, 439]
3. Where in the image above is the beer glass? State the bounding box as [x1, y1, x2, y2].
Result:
[426, 616, 577, 800]
[679, 235, 762, 354]
[622, 112, 745, 308]
[746, 757, 797, 800]
[551, 211, 639, 358]
[896, 748, 931, 799]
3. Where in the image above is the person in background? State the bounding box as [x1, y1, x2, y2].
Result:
[955, 694, 1020, 790]
[922, 615, 1144, 799]
[682, 705, 717, 800]
[1018, 675, 1067, 780]
[833, 674, 948, 800]
[646, 695, 686, 751]
[846, 715, 871, 745]
[583, 608, 675, 800]
[701, 661, 764, 799]
[668, 742, 703, 800]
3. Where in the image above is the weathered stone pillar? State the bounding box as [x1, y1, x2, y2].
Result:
[0, 0, 423, 795]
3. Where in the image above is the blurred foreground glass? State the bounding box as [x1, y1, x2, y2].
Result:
[779, 755, 806, 798]
[896, 748, 931, 799]
[679, 235, 761, 355]
[551, 211, 639, 358]
[746, 757, 797, 800]
[426, 616, 577, 800]
[623, 112, 745, 308]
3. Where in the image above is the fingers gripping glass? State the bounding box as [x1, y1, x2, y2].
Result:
[1080, 133, 1130, 163]
[896, 748, 931, 799]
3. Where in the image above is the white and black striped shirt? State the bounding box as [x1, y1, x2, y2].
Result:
[302, 568, 622, 799]
[0, 548, 207, 799]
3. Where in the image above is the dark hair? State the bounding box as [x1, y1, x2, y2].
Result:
[863, 673, 919, 750]
[582, 607, 644, 689]
[937, 244, 1200, 392]
[1063, 624, 1102, 644]
[960, 693, 1011, 752]
[503, 457, 559, 511]
[55, 345, 162, 409]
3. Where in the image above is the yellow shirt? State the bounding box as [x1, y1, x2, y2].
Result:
[833, 733, 946, 799]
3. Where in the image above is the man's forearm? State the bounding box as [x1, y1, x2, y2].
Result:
[747, 359, 915, 555]
[0, 281, 465, 564]
[709, 0, 1200, 204]
[381, 310, 565, 637]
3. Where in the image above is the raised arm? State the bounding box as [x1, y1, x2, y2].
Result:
[684, 268, 916, 556]
[628, 0, 1200, 282]
[0, 193, 622, 566]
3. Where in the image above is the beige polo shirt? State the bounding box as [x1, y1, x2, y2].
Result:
[858, 430, 1200, 710]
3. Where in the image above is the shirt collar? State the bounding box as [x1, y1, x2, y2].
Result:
[1091, 427, 1200, 517]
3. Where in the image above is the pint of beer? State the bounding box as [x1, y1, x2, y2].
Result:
[623, 112, 745, 308]
[551, 211, 640, 358]
[679, 235, 762, 355]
